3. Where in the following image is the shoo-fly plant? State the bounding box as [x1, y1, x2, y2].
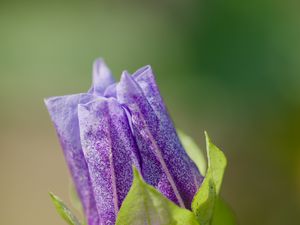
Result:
[45, 59, 236, 225]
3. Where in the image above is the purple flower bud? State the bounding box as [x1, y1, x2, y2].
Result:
[45, 59, 203, 225]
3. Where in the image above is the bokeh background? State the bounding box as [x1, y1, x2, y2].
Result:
[1, 0, 300, 224]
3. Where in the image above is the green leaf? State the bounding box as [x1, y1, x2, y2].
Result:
[177, 129, 207, 175]
[211, 198, 237, 225]
[191, 132, 227, 225]
[116, 167, 200, 225]
[49, 192, 82, 225]
[205, 131, 227, 194]
[191, 171, 217, 225]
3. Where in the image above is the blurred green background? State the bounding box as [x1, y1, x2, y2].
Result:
[1, 0, 300, 224]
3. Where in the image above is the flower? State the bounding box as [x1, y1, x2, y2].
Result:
[45, 59, 203, 225]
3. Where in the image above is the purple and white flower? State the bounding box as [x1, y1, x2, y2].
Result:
[45, 59, 203, 225]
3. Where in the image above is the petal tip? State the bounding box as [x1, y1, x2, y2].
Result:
[119, 71, 135, 87]
[132, 65, 153, 79]
[44, 97, 50, 106]
[92, 58, 115, 95]
[93, 58, 105, 71]
[44, 96, 58, 110]
[92, 58, 110, 77]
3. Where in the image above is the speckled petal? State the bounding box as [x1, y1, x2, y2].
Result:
[44, 93, 99, 225]
[89, 58, 115, 96]
[132, 65, 166, 116]
[117, 72, 203, 209]
[133, 66, 204, 189]
[78, 98, 141, 225]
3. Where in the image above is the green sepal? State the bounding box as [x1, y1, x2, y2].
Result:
[116, 167, 200, 225]
[191, 131, 227, 225]
[49, 192, 82, 225]
[204, 131, 227, 194]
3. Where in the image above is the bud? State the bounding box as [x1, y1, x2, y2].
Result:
[45, 59, 203, 225]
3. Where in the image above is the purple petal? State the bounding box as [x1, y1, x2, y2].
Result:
[103, 83, 117, 98]
[44, 94, 99, 225]
[132, 65, 167, 117]
[78, 98, 141, 225]
[117, 72, 203, 209]
[89, 58, 115, 96]
[133, 66, 203, 189]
